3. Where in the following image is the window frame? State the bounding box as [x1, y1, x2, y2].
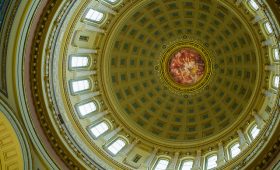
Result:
[88, 120, 110, 139]
[179, 159, 194, 170]
[248, 124, 260, 141]
[68, 55, 90, 70]
[105, 137, 128, 156]
[153, 157, 170, 170]
[273, 48, 279, 61]
[75, 100, 98, 118]
[83, 8, 105, 24]
[248, 0, 259, 11]
[264, 21, 273, 34]
[272, 75, 280, 89]
[69, 78, 92, 95]
[229, 142, 241, 159]
[205, 154, 218, 170]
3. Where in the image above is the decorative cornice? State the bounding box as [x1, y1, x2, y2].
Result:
[29, 0, 88, 169]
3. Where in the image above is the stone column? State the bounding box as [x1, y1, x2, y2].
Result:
[252, 111, 265, 129]
[79, 91, 100, 101]
[235, 0, 242, 6]
[262, 88, 276, 97]
[251, 15, 264, 24]
[121, 139, 139, 156]
[192, 150, 202, 170]
[96, 2, 116, 15]
[145, 148, 159, 168]
[265, 65, 280, 73]
[103, 127, 122, 142]
[237, 130, 249, 150]
[262, 39, 273, 46]
[72, 70, 97, 77]
[217, 143, 227, 166]
[88, 110, 108, 122]
[168, 152, 179, 170]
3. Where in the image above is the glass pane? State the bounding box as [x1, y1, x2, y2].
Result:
[230, 143, 241, 158]
[181, 160, 193, 170]
[154, 159, 169, 170]
[85, 9, 104, 22]
[206, 155, 217, 170]
[249, 0, 259, 10]
[107, 138, 126, 155]
[71, 80, 90, 92]
[78, 102, 96, 116]
[90, 122, 109, 138]
[274, 76, 280, 88]
[265, 22, 273, 34]
[274, 49, 279, 61]
[250, 125, 260, 139]
[71, 56, 89, 68]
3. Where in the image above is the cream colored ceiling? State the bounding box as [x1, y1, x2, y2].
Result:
[101, 0, 264, 142]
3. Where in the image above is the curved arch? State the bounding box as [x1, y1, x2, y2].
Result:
[0, 100, 32, 170]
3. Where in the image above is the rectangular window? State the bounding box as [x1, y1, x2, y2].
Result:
[273, 49, 279, 61]
[78, 102, 96, 116]
[230, 143, 241, 158]
[70, 56, 89, 68]
[248, 0, 259, 10]
[206, 155, 217, 170]
[90, 122, 109, 138]
[250, 125, 260, 139]
[107, 138, 126, 155]
[154, 159, 169, 170]
[85, 9, 104, 22]
[264, 22, 273, 34]
[181, 160, 193, 170]
[71, 79, 90, 93]
[274, 76, 279, 88]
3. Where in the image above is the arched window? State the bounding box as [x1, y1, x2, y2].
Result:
[154, 159, 169, 170]
[107, 138, 126, 155]
[273, 49, 279, 61]
[229, 143, 241, 158]
[70, 56, 89, 68]
[206, 155, 217, 170]
[71, 79, 90, 93]
[249, 124, 260, 140]
[180, 160, 193, 170]
[90, 121, 109, 138]
[273, 75, 279, 88]
[264, 22, 273, 34]
[85, 9, 104, 22]
[78, 102, 97, 116]
[248, 0, 259, 10]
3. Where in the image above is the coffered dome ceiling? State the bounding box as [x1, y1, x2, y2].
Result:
[26, 0, 280, 169]
[102, 0, 263, 143]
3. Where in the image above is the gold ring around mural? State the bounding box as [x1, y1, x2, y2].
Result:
[157, 39, 213, 95]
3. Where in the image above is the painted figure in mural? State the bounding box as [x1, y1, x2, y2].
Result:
[169, 48, 205, 85]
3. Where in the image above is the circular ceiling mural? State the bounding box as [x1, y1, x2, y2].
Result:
[169, 47, 205, 86]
